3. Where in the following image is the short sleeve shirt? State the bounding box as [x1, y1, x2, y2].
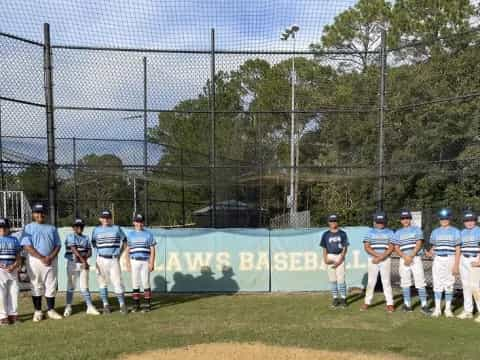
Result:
[20, 223, 61, 257]
[127, 229, 157, 260]
[320, 229, 349, 255]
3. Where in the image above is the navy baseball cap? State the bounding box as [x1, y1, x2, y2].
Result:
[399, 210, 412, 219]
[133, 214, 145, 223]
[32, 203, 46, 213]
[0, 217, 11, 228]
[373, 212, 387, 224]
[72, 218, 85, 227]
[463, 211, 476, 222]
[438, 208, 452, 220]
[328, 214, 338, 222]
[99, 209, 112, 218]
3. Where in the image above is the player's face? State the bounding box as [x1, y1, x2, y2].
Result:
[133, 221, 144, 230]
[400, 218, 411, 227]
[328, 221, 338, 230]
[33, 212, 46, 224]
[99, 217, 112, 226]
[439, 219, 450, 227]
[73, 225, 83, 235]
[464, 220, 476, 229]
[0, 227, 9, 237]
[374, 222, 385, 229]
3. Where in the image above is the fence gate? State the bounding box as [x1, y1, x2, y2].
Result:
[0, 191, 32, 230]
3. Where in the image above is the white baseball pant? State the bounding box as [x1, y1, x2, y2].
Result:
[459, 255, 479, 313]
[96, 256, 124, 294]
[67, 261, 89, 291]
[399, 256, 426, 288]
[471, 265, 480, 306]
[432, 255, 455, 293]
[326, 254, 345, 283]
[131, 259, 151, 290]
[25, 255, 58, 297]
[0, 269, 19, 319]
[365, 257, 393, 306]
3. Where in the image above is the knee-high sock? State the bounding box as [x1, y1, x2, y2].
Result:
[402, 288, 411, 306]
[80, 289, 93, 307]
[132, 289, 141, 306]
[330, 282, 338, 299]
[46, 297, 55, 311]
[144, 288, 152, 304]
[116, 293, 125, 306]
[66, 289, 74, 306]
[338, 283, 347, 299]
[32, 296, 42, 311]
[417, 287, 427, 307]
[445, 291, 453, 311]
[434, 291, 442, 311]
[100, 287, 109, 306]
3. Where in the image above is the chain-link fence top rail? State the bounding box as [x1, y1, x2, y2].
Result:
[1, 0, 480, 227]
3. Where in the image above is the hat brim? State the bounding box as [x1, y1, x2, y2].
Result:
[100, 215, 112, 219]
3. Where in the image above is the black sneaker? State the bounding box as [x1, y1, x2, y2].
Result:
[339, 298, 347, 308]
[103, 305, 111, 315]
[141, 305, 151, 313]
[131, 305, 141, 313]
[402, 304, 413, 312]
[331, 298, 340, 309]
[420, 306, 432, 315]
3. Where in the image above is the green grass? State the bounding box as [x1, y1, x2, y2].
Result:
[1, 292, 479, 360]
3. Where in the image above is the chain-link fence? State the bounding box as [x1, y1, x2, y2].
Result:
[1, 1, 479, 228]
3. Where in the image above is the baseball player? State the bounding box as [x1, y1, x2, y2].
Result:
[455, 211, 480, 319]
[125, 214, 156, 313]
[392, 210, 430, 314]
[91, 209, 128, 315]
[471, 242, 480, 323]
[427, 208, 461, 318]
[320, 214, 349, 308]
[0, 218, 21, 326]
[63, 218, 100, 317]
[361, 212, 395, 312]
[21, 203, 63, 321]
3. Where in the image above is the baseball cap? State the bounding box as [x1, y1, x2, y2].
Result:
[463, 211, 476, 222]
[0, 217, 11, 228]
[328, 214, 338, 222]
[99, 209, 112, 218]
[133, 213, 145, 223]
[32, 203, 46, 213]
[373, 212, 387, 224]
[437, 208, 452, 220]
[399, 210, 412, 219]
[72, 218, 85, 227]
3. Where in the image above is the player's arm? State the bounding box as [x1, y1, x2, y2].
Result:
[23, 245, 45, 261]
[7, 252, 22, 273]
[364, 241, 381, 258]
[46, 245, 61, 262]
[149, 245, 156, 272]
[125, 244, 132, 272]
[70, 245, 89, 269]
[322, 248, 333, 265]
[453, 245, 461, 275]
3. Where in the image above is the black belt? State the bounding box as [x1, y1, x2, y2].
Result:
[462, 254, 478, 258]
[98, 255, 119, 259]
[435, 254, 452, 257]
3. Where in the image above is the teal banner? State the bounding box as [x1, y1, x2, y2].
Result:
[56, 227, 370, 293]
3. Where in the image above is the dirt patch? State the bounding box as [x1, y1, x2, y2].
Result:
[120, 342, 409, 360]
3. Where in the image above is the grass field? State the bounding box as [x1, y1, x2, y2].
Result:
[1, 292, 479, 360]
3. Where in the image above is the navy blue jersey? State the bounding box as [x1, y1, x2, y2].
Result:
[320, 230, 349, 255]
[64, 233, 91, 262]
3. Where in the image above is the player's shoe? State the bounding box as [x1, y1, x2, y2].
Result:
[119, 304, 128, 315]
[0, 318, 9, 326]
[47, 309, 63, 320]
[401, 304, 413, 312]
[474, 315, 480, 323]
[431, 309, 442, 318]
[63, 305, 73, 317]
[86, 306, 100, 316]
[444, 309, 454, 318]
[386, 305, 395, 313]
[8, 315, 19, 325]
[360, 303, 369, 311]
[102, 305, 111, 314]
[131, 305, 141, 313]
[456, 311, 473, 320]
[141, 304, 152, 313]
[420, 306, 432, 315]
[330, 298, 340, 309]
[32, 310, 44, 322]
[339, 298, 347, 308]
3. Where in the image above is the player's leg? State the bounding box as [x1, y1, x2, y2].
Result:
[326, 254, 339, 308]
[79, 265, 99, 315]
[64, 261, 76, 317]
[432, 257, 445, 317]
[336, 260, 347, 307]
[399, 258, 413, 311]
[26, 256, 45, 321]
[141, 261, 152, 312]
[458, 256, 474, 319]
[443, 256, 455, 317]
[411, 256, 429, 313]
[44, 258, 62, 320]
[131, 259, 142, 312]
[470, 267, 480, 322]
[362, 258, 379, 310]
[110, 259, 127, 314]
[380, 258, 394, 311]
[6, 275, 19, 324]
[0, 272, 9, 325]
[96, 257, 111, 312]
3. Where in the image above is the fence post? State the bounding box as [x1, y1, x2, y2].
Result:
[376, 28, 387, 211]
[44, 23, 57, 225]
[181, 148, 186, 225]
[0, 99, 4, 190]
[73, 137, 78, 217]
[143, 56, 149, 224]
[210, 28, 216, 227]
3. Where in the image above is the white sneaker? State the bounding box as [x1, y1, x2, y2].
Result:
[86, 306, 100, 316]
[32, 311, 43, 322]
[457, 311, 473, 320]
[47, 309, 63, 320]
[475, 315, 480, 323]
[63, 305, 72, 317]
[431, 309, 442, 318]
[444, 309, 454, 318]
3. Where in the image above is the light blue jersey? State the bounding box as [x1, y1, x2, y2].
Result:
[430, 226, 461, 257]
[64, 233, 91, 262]
[127, 229, 156, 261]
[460, 226, 480, 257]
[20, 222, 61, 257]
[392, 226, 423, 256]
[91, 225, 126, 257]
[363, 228, 394, 256]
[0, 236, 21, 266]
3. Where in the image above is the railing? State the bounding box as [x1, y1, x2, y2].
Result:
[270, 210, 311, 229]
[0, 191, 32, 230]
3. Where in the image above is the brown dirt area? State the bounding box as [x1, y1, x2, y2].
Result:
[120, 342, 410, 360]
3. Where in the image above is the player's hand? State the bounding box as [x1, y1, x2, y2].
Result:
[471, 261, 480, 268]
[148, 263, 154, 272]
[452, 265, 460, 276]
[41, 256, 50, 266]
[403, 255, 413, 266]
[325, 259, 335, 265]
[82, 262, 90, 271]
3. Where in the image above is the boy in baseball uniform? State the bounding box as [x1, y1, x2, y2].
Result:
[21, 203, 62, 321]
[91, 209, 128, 315]
[63, 218, 100, 317]
[0, 218, 21, 325]
[320, 214, 349, 308]
[427, 208, 461, 318]
[392, 210, 430, 314]
[361, 212, 395, 312]
[455, 211, 480, 320]
[126, 214, 156, 312]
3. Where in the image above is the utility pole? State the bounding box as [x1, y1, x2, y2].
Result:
[377, 28, 387, 211]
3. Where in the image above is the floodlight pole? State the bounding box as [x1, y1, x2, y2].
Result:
[377, 29, 387, 211]
[0, 99, 4, 190]
[143, 56, 149, 224]
[210, 28, 217, 228]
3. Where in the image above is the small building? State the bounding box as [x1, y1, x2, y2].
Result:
[193, 200, 268, 228]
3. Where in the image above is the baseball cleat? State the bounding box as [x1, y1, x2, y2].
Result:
[456, 312, 473, 320]
[402, 304, 413, 313]
[431, 309, 442, 318]
[141, 304, 152, 313]
[0, 318, 9, 326]
[86, 306, 100, 316]
[63, 305, 73, 317]
[47, 309, 63, 320]
[330, 298, 340, 309]
[119, 304, 128, 315]
[444, 309, 454, 318]
[131, 305, 141, 313]
[32, 311, 44, 322]
[339, 298, 347, 308]
[360, 304, 369, 311]
[103, 305, 111, 314]
[386, 305, 395, 313]
[420, 306, 432, 315]
[8, 315, 19, 325]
